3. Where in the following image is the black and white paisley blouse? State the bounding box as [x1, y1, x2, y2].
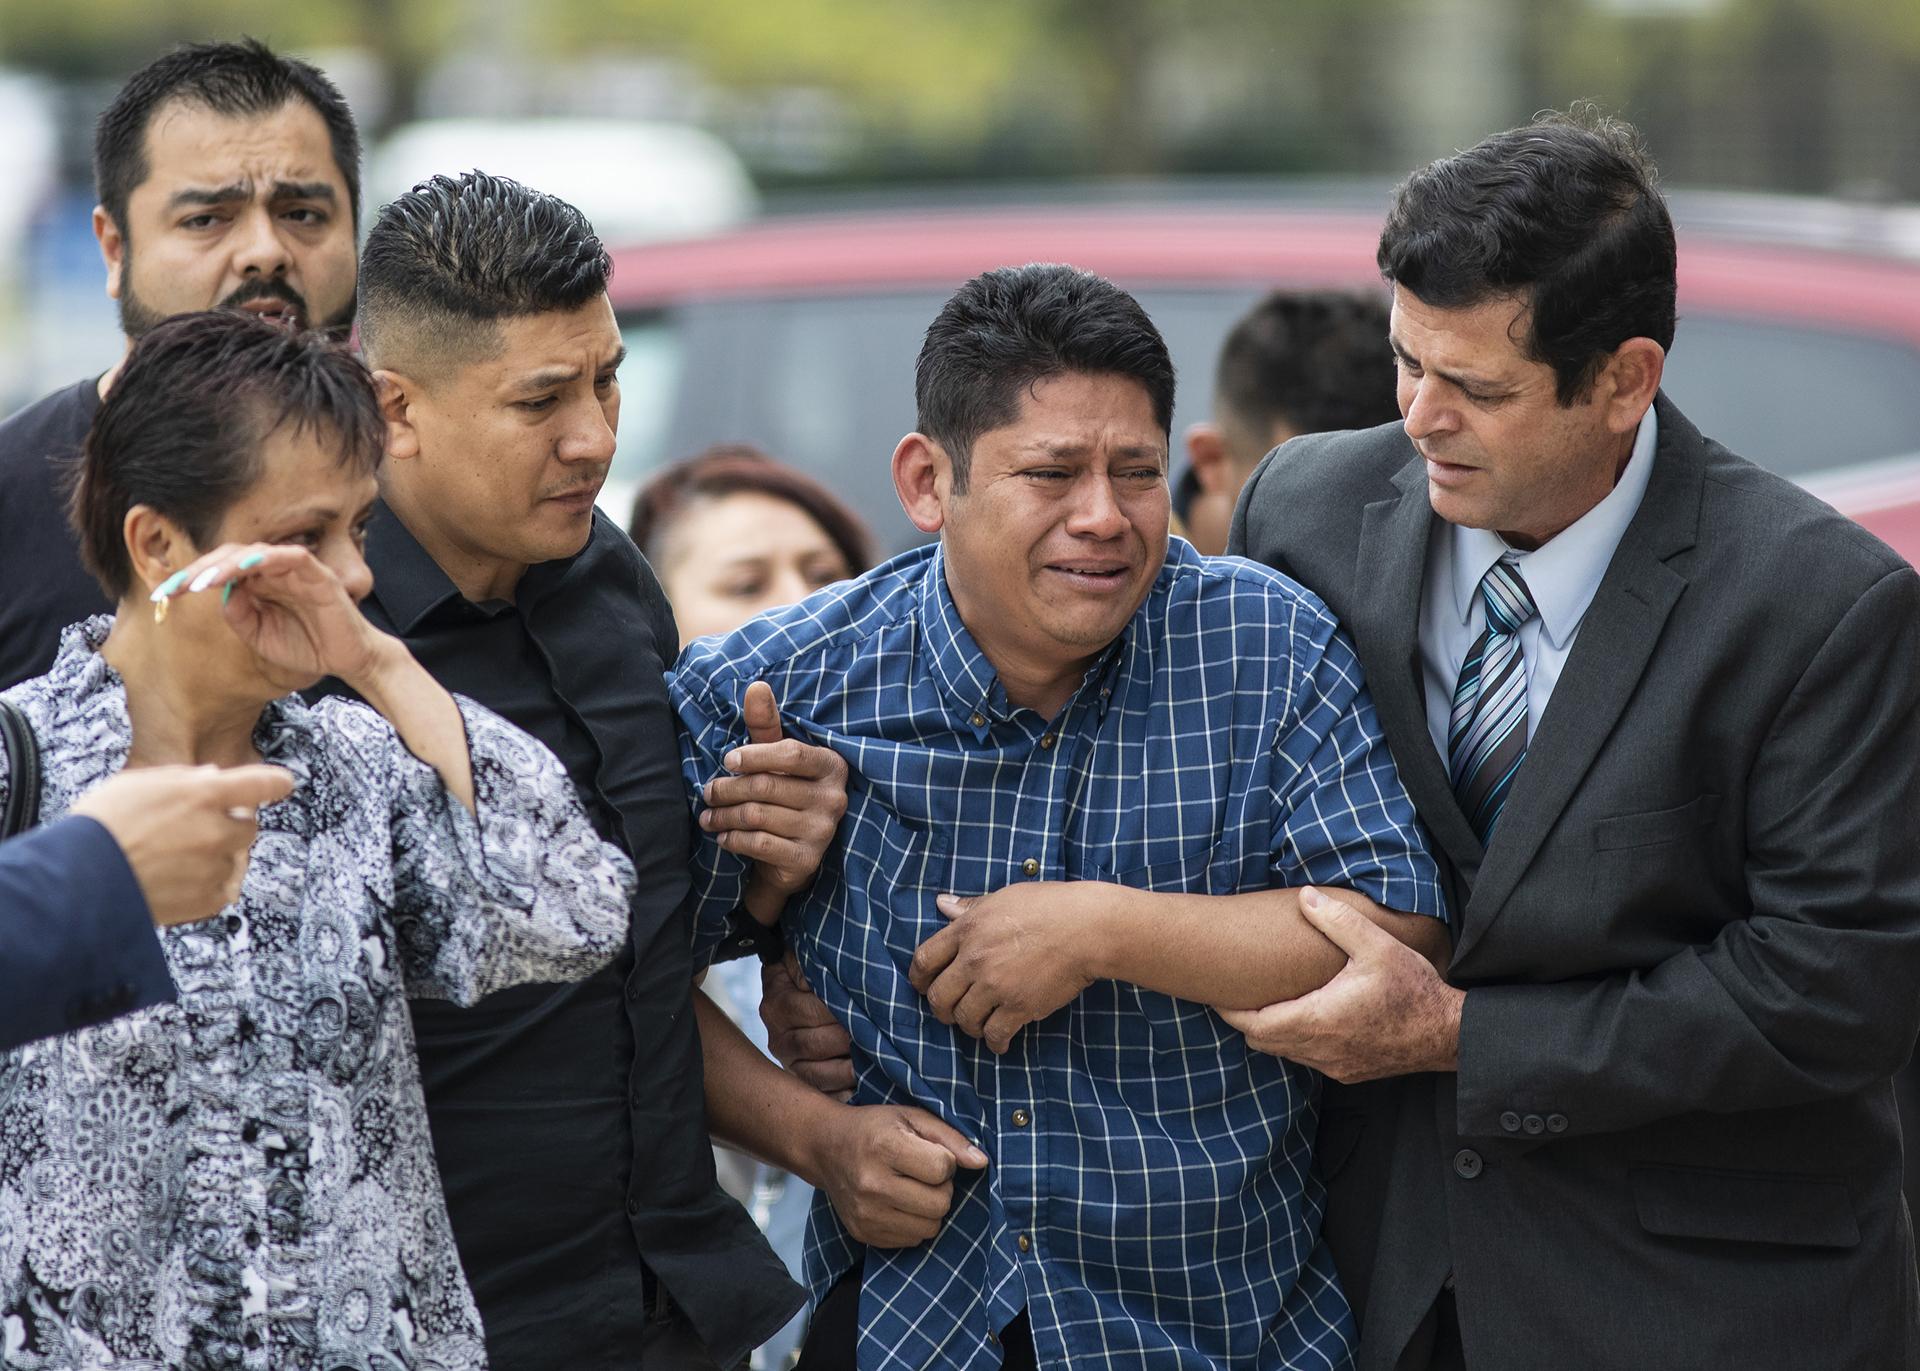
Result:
[0, 618, 636, 1370]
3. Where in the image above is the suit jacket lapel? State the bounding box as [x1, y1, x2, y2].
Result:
[1352, 455, 1486, 885]
[1451, 394, 1704, 962]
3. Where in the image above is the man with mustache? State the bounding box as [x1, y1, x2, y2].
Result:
[0, 38, 358, 688]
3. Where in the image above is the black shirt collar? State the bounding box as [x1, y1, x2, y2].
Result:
[363, 499, 606, 632]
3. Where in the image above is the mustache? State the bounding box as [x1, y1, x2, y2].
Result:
[219, 278, 310, 319]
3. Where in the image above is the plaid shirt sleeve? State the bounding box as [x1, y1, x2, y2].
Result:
[1269, 610, 1447, 922]
[667, 661, 756, 967]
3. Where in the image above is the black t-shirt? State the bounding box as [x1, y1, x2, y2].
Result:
[0, 379, 113, 690]
[315, 503, 803, 1369]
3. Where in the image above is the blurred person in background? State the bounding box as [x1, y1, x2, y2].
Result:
[0, 308, 636, 1370]
[630, 443, 875, 645]
[630, 443, 875, 1369]
[348, 171, 859, 1370]
[1229, 113, 1920, 1370]
[0, 762, 295, 1051]
[1174, 289, 1398, 555]
[0, 38, 360, 691]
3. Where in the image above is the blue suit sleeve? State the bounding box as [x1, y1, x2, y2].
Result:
[0, 816, 176, 1050]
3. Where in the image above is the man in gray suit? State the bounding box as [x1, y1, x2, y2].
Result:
[1228, 112, 1920, 1369]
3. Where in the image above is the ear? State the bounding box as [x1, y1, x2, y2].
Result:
[1599, 337, 1665, 434]
[1184, 423, 1232, 495]
[374, 371, 423, 462]
[122, 504, 199, 601]
[892, 432, 951, 535]
[94, 205, 125, 302]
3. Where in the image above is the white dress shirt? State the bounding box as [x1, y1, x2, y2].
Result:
[1420, 407, 1660, 765]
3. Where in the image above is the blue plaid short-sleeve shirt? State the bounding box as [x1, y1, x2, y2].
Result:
[672, 538, 1444, 1371]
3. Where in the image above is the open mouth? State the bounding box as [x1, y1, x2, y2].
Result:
[238, 298, 301, 328]
[1046, 564, 1132, 591]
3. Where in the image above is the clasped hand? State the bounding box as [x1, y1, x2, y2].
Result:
[908, 880, 1106, 1054]
[698, 681, 848, 913]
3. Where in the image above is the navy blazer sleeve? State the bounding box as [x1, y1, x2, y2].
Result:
[0, 816, 175, 1050]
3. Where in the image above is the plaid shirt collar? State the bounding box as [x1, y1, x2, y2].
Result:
[915, 539, 1141, 737]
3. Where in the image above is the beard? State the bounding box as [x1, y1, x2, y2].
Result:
[117, 245, 356, 339]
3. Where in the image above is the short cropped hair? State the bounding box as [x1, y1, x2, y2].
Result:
[630, 444, 874, 578]
[1377, 110, 1677, 405]
[358, 171, 613, 373]
[71, 311, 384, 599]
[94, 38, 361, 236]
[1214, 290, 1397, 459]
[915, 264, 1175, 491]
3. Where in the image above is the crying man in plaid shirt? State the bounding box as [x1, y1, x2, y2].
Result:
[674, 265, 1448, 1371]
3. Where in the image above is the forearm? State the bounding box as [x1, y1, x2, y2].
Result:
[348, 636, 474, 811]
[1090, 885, 1446, 1009]
[697, 987, 843, 1183]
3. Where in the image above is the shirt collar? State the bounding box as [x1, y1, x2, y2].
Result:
[915, 539, 1144, 733]
[1448, 406, 1659, 649]
[362, 499, 602, 633]
[361, 499, 469, 634]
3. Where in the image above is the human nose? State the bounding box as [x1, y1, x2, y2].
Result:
[230, 206, 293, 279]
[559, 395, 617, 464]
[1400, 375, 1457, 443]
[1065, 473, 1129, 540]
[769, 567, 813, 609]
[331, 543, 374, 603]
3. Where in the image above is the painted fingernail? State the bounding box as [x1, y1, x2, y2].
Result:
[237, 552, 265, 570]
[188, 566, 221, 594]
[149, 571, 188, 601]
[222, 583, 233, 606]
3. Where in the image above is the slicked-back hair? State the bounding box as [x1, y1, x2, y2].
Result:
[1214, 289, 1397, 459]
[915, 264, 1175, 491]
[72, 310, 384, 600]
[1378, 110, 1677, 405]
[94, 38, 361, 236]
[358, 171, 613, 372]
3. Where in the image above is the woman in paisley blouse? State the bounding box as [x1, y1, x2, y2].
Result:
[0, 311, 635, 1370]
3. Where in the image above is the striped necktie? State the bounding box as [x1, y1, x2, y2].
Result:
[1449, 558, 1539, 844]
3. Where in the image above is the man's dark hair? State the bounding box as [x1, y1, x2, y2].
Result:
[1377, 110, 1676, 405]
[915, 264, 1175, 491]
[1214, 289, 1397, 460]
[358, 171, 613, 372]
[94, 38, 362, 235]
[72, 310, 384, 599]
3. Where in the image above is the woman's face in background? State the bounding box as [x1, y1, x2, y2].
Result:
[658, 490, 854, 647]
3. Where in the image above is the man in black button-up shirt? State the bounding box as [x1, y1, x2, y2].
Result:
[324, 173, 846, 1368]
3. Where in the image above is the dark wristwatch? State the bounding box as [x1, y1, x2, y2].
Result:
[715, 904, 787, 965]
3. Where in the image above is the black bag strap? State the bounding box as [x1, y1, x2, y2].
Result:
[0, 699, 42, 841]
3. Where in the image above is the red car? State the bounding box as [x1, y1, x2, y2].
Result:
[604, 200, 1920, 561]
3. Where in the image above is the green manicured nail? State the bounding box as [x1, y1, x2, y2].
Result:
[237, 552, 265, 570]
[222, 583, 233, 606]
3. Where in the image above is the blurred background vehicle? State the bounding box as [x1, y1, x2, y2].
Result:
[367, 117, 759, 245]
[599, 190, 1920, 560]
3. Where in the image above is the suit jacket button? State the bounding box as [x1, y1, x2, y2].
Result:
[1453, 1149, 1484, 1180]
[1546, 1113, 1568, 1134]
[1522, 1114, 1546, 1135]
[1499, 1111, 1522, 1133]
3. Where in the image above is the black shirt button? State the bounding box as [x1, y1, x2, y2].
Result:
[627, 1195, 641, 1217]
[1499, 1111, 1522, 1133]
[1522, 1114, 1546, 1135]
[1453, 1149, 1484, 1180]
[1546, 1113, 1568, 1134]
[626, 980, 641, 1003]
[225, 914, 243, 934]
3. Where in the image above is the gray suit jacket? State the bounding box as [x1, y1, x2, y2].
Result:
[1230, 395, 1920, 1370]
